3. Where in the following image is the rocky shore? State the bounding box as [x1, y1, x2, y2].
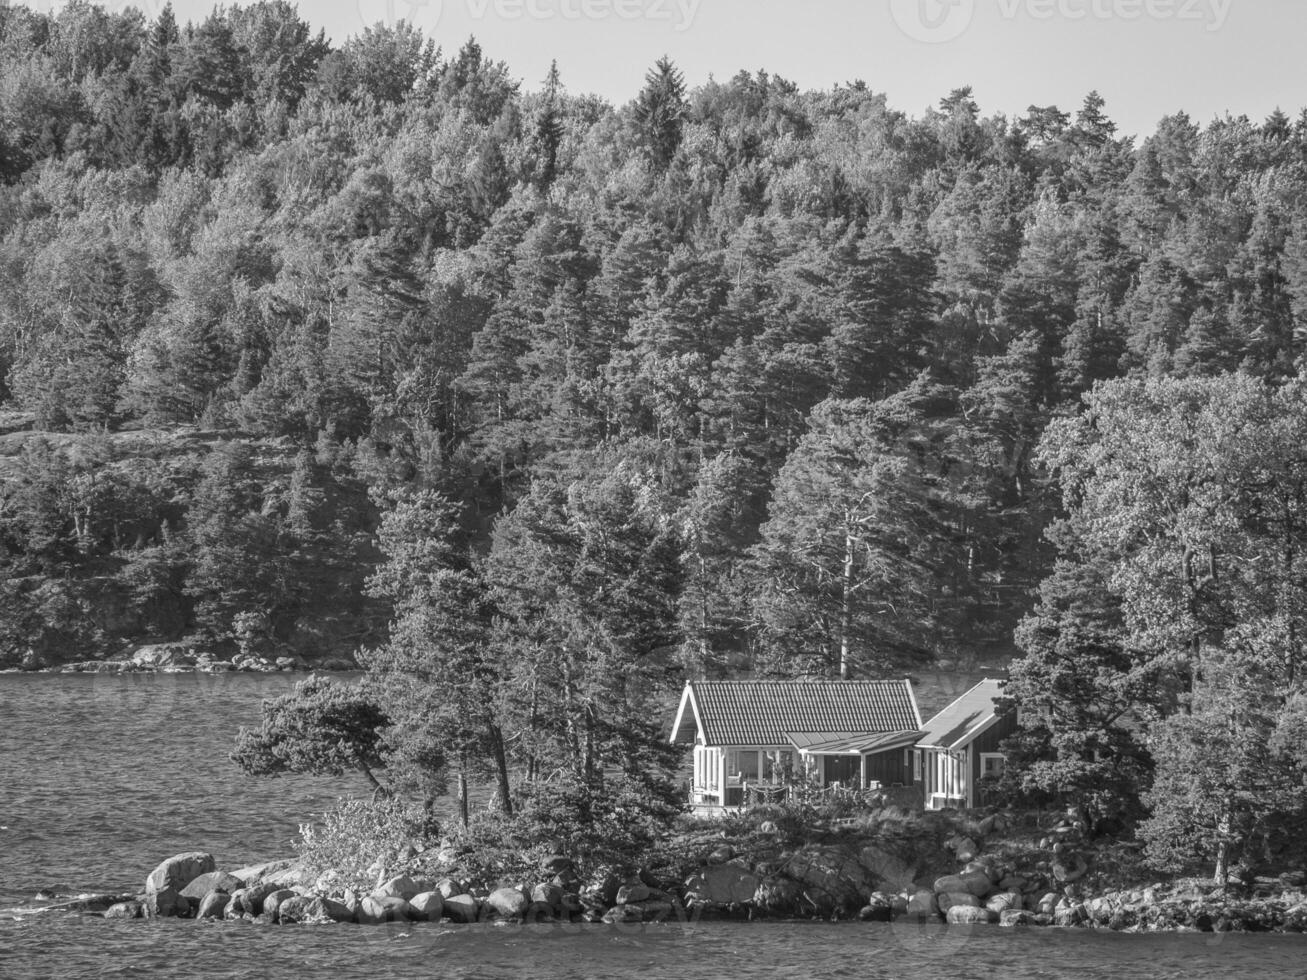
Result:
[45, 643, 357, 675]
[67, 811, 1307, 934]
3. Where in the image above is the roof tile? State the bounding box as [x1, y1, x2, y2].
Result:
[683, 680, 920, 746]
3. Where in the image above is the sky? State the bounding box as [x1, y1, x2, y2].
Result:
[75, 0, 1307, 138]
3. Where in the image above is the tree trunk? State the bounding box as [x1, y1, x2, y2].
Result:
[458, 751, 469, 829]
[840, 524, 854, 680]
[1214, 806, 1232, 887]
[488, 722, 514, 817]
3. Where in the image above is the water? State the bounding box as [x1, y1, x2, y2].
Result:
[1, 673, 1305, 979]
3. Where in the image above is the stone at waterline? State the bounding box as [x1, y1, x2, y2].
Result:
[783, 846, 876, 913]
[933, 870, 993, 899]
[684, 863, 759, 906]
[359, 895, 414, 924]
[196, 891, 231, 920]
[145, 852, 216, 917]
[373, 875, 421, 902]
[1000, 909, 1040, 928]
[937, 892, 981, 912]
[603, 905, 643, 924]
[443, 894, 480, 923]
[263, 889, 297, 923]
[859, 893, 894, 923]
[631, 899, 676, 922]
[906, 889, 939, 920]
[946, 905, 999, 925]
[986, 891, 1022, 914]
[409, 892, 444, 921]
[276, 895, 353, 925]
[532, 883, 565, 916]
[181, 872, 244, 902]
[104, 902, 143, 920]
[486, 887, 529, 920]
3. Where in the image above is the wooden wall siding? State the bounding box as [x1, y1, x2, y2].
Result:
[968, 713, 1019, 806]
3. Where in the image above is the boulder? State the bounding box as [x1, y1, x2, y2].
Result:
[226, 884, 277, 918]
[946, 905, 999, 925]
[444, 894, 480, 923]
[906, 889, 939, 920]
[780, 846, 874, 913]
[181, 872, 244, 901]
[359, 895, 413, 924]
[263, 889, 297, 922]
[409, 892, 444, 921]
[1035, 892, 1060, 916]
[227, 860, 291, 887]
[632, 899, 676, 922]
[145, 852, 216, 917]
[262, 861, 313, 891]
[616, 883, 652, 905]
[434, 878, 465, 900]
[531, 883, 565, 916]
[196, 891, 231, 920]
[277, 895, 353, 925]
[1000, 910, 1040, 928]
[486, 887, 529, 920]
[986, 891, 1022, 914]
[373, 875, 421, 902]
[1054, 903, 1086, 927]
[684, 863, 759, 907]
[859, 893, 894, 923]
[131, 644, 197, 669]
[1052, 851, 1089, 884]
[104, 902, 143, 920]
[934, 870, 993, 899]
[603, 905, 643, 924]
[937, 892, 981, 912]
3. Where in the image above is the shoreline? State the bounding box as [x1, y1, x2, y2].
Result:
[45, 814, 1307, 936]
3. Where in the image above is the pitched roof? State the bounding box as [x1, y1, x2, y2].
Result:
[670, 680, 921, 747]
[915, 678, 1006, 750]
[786, 730, 921, 755]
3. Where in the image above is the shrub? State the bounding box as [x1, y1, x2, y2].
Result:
[296, 797, 434, 894]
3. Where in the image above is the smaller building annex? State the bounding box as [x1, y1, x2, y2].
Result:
[915, 678, 1017, 811]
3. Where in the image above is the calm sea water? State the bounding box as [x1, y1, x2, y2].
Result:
[2, 672, 1305, 979]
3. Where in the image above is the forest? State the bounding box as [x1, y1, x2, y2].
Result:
[8, 2, 1307, 873]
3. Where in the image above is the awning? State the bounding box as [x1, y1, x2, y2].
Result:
[786, 730, 922, 756]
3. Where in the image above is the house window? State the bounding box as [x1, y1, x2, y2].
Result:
[912, 750, 922, 783]
[980, 753, 1006, 779]
[728, 749, 761, 781]
[763, 749, 793, 782]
